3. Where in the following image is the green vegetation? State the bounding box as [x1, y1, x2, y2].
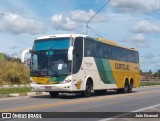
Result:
[0, 53, 4, 61]
[140, 80, 160, 86]
[0, 87, 31, 94]
[153, 70, 160, 79]
[140, 69, 160, 81]
[0, 60, 30, 85]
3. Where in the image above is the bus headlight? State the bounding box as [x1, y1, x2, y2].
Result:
[59, 80, 71, 84]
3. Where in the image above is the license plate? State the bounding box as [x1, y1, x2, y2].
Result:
[45, 86, 52, 90]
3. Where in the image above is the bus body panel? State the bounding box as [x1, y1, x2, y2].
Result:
[71, 57, 118, 91]
[109, 60, 140, 88]
[30, 83, 72, 92]
[30, 76, 73, 92]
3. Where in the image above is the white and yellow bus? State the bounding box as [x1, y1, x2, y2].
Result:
[30, 34, 140, 97]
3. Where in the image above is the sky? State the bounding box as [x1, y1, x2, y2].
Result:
[0, 0, 160, 72]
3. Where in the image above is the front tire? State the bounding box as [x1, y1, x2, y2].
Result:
[82, 81, 92, 97]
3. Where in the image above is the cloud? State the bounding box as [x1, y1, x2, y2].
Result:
[71, 9, 107, 22]
[9, 45, 18, 49]
[132, 20, 160, 33]
[111, 0, 160, 13]
[51, 14, 79, 31]
[51, 9, 107, 31]
[141, 53, 156, 59]
[0, 11, 46, 35]
[123, 34, 150, 48]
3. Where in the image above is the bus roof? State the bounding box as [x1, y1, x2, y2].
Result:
[36, 34, 88, 40]
[95, 37, 118, 46]
[36, 34, 137, 51]
[94, 37, 137, 51]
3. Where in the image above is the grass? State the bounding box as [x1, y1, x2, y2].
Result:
[0, 87, 31, 94]
[0, 60, 30, 85]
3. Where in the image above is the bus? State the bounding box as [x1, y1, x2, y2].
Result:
[30, 34, 140, 97]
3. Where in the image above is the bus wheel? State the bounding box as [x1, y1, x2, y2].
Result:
[117, 81, 128, 94]
[49, 91, 59, 97]
[128, 83, 133, 93]
[82, 81, 92, 97]
[95, 90, 106, 95]
[123, 81, 128, 93]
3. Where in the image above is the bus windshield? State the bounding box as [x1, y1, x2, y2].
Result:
[30, 38, 72, 77]
[33, 37, 71, 51]
[30, 50, 71, 77]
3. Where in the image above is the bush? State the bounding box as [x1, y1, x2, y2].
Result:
[0, 60, 30, 85]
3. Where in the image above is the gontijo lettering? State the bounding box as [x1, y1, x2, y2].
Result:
[115, 63, 130, 70]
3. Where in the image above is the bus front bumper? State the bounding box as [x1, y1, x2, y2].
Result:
[30, 83, 72, 92]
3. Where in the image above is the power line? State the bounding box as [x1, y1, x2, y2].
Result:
[87, 26, 103, 38]
[86, 0, 111, 34]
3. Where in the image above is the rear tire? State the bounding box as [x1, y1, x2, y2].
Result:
[128, 83, 133, 93]
[123, 82, 128, 93]
[49, 92, 59, 97]
[117, 81, 128, 94]
[82, 81, 92, 97]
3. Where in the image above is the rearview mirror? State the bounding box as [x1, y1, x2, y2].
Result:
[68, 46, 74, 61]
[29, 49, 33, 53]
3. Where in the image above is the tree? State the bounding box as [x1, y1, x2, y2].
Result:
[149, 69, 152, 74]
[153, 70, 160, 79]
[3, 53, 20, 62]
[157, 70, 160, 79]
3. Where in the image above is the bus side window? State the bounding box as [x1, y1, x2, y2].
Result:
[105, 54, 108, 59]
[73, 54, 79, 72]
[107, 48, 112, 59]
[87, 50, 90, 56]
[84, 38, 95, 57]
[103, 48, 108, 59]
[73, 37, 83, 73]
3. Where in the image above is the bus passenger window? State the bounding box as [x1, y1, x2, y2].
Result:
[105, 54, 108, 59]
[87, 50, 90, 56]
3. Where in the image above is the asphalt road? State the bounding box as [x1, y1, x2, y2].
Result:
[0, 87, 160, 121]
